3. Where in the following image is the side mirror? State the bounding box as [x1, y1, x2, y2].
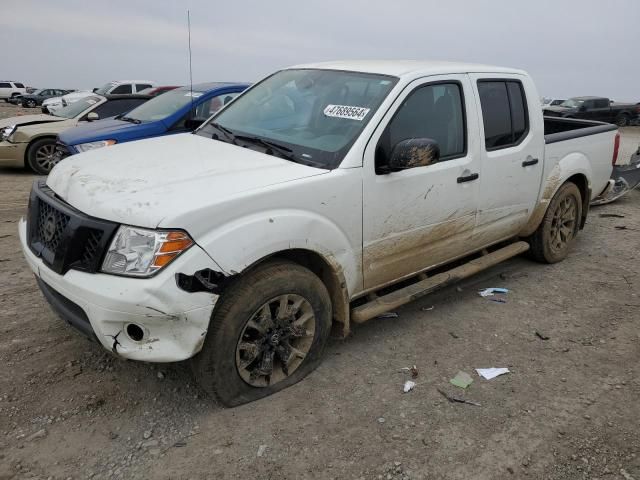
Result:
[387, 138, 440, 172]
[92, 88, 98, 93]
[185, 118, 204, 131]
[86, 112, 99, 122]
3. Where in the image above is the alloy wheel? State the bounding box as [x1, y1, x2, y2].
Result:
[549, 195, 577, 253]
[35, 144, 58, 173]
[235, 294, 316, 387]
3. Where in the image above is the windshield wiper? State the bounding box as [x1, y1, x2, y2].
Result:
[209, 122, 236, 144]
[120, 116, 141, 124]
[233, 134, 299, 163]
[208, 123, 302, 164]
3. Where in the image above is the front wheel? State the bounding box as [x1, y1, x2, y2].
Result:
[526, 182, 582, 263]
[25, 99, 37, 108]
[191, 260, 332, 407]
[26, 138, 59, 175]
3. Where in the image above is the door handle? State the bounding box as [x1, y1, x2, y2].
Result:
[457, 173, 479, 183]
[522, 158, 539, 167]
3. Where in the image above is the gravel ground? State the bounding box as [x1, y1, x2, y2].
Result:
[0, 100, 639, 480]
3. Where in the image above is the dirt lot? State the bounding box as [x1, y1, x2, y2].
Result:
[0, 100, 639, 480]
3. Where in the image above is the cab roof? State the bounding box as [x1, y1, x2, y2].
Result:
[288, 60, 527, 78]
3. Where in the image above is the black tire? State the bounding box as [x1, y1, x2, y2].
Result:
[192, 260, 332, 407]
[615, 114, 629, 127]
[25, 99, 37, 108]
[527, 182, 582, 263]
[26, 138, 58, 175]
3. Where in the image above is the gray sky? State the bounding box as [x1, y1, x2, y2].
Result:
[2, 0, 639, 101]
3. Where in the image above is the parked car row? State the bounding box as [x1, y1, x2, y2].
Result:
[0, 82, 248, 174]
[10, 89, 75, 108]
[543, 96, 640, 126]
[40, 80, 159, 114]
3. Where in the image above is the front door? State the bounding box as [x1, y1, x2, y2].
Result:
[362, 74, 482, 291]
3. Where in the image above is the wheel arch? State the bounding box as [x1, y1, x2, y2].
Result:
[244, 248, 351, 336]
[25, 135, 57, 164]
[520, 164, 591, 238]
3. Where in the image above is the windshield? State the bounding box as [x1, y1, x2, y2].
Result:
[30, 89, 44, 96]
[123, 88, 196, 122]
[94, 83, 115, 95]
[198, 69, 398, 169]
[560, 98, 585, 108]
[52, 96, 102, 119]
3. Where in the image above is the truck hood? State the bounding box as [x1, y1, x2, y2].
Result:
[47, 133, 329, 230]
[58, 118, 164, 146]
[0, 114, 65, 129]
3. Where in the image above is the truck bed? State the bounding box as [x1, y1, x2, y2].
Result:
[543, 117, 617, 200]
[544, 117, 617, 144]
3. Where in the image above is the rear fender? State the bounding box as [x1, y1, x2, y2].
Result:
[519, 152, 592, 237]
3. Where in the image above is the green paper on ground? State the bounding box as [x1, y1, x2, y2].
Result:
[450, 371, 473, 389]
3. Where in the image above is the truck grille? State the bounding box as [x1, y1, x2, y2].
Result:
[27, 181, 119, 275]
[36, 198, 70, 252]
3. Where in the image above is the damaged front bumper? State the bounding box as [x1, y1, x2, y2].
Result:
[0, 140, 26, 168]
[19, 219, 221, 362]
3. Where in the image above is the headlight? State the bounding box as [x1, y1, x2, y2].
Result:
[102, 226, 194, 277]
[74, 140, 117, 153]
[1, 125, 16, 142]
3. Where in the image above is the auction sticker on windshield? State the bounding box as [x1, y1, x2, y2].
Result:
[324, 104, 370, 121]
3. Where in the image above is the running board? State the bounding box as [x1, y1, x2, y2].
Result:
[351, 241, 530, 324]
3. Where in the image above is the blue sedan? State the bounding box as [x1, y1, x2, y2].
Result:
[57, 82, 249, 156]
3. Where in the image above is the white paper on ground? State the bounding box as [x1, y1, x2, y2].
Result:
[403, 380, 416, 393]
[476, 368, 510, 380]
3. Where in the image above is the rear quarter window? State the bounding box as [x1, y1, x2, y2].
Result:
[0, 83, 11, 88]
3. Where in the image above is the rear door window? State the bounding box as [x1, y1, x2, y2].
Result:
[477, 80, 529, 150]
[135, 84, 153, 92]
[0, 83, 11, 88]
[110, 84, 133, 94]
[91, 99, 145, 119]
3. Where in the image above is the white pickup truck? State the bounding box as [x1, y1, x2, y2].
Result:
[19, 61, 619, 406]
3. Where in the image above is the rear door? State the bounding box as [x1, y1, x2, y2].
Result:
[584, 98, 612, 122]
[362, 74, 482, 290]
[469, 74, 544, 242]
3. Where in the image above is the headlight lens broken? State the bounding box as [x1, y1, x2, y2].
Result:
[101, 226, 194, 277]
[1, 125, 16, 141]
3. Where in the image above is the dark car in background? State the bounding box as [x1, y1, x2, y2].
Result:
[544, 96, 640, 126]
[20, 89, 75, 108]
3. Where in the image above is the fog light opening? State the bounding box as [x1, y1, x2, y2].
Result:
[126, 323, 145, 342]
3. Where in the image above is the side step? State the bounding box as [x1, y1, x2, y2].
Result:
[351, 241, 530, 324]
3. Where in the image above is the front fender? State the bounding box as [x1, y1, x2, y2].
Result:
[196, 209, 361, 296]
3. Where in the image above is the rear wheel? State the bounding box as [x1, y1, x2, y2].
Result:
[26, 138, 59, 175]
[615, 114, 629, 127]
[527, 182, 582, 263]
[191, 260, 332, 407]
